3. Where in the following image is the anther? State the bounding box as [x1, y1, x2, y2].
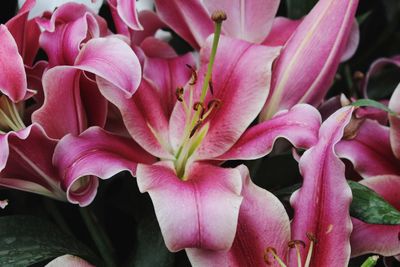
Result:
[176, 87, 184, 102]
[353, 71, 364, 81]
[186, 64, 198, 85]
[211, 10, 227, 23]
[263, 247, 287, 267]
[288, 240, 306, 249]
[193, 102, 206, 118]
[190, 120, 203, 138]
[207, 99, 221, 110]
[343, 114, 364, 140]
[209, 78, 214, 95]
[306, 232, 317, 244]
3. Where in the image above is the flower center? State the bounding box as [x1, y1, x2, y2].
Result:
[264, 232, 317, 267]
[173, 11, 226, 180]
[0, 95, 26, 133]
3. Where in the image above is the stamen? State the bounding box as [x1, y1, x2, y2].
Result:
[193, 102, 206, 119]
[176, 87, 184, 102]
[186, 64, 198, 85]
[264, 247, 287, 267]
[207, 99, 221, 110]
[288, 240, 305, 267]
[189, 120, 203, 138]
[211, 10, 227, 23]
[304, 233, 317, 267]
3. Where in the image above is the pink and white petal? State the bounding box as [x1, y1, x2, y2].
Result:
[40, 12, 101, 66]
[46, 254, 94, 267]
[186, 165, 290, 267]
[362, 56, 400, 98]
[116, 0, 143, 31]
[108, 0, 130, 36]
[340, 20, 360, 62]
[154, 0, 213, 49]
[389, 83, 400, 159]
[98, 79, 173, 159]
[75, 37, 142, 97]
[337, 119, 400, 178]
[217, 104, 321, 160]
[351, 175, 400, 257]
[136, 161, 242, 252]
[0, 124, 66, 201]
[0, 25, 27, 102]
[6, 0, 40, 66]
[169, 36, 281, 158]
[0, 199, 8, 209]
[54, 127, 155, 206]
[204, 0, 279, 43]
[143, 53, 195, 117]
[140, 37, 177, 58]
[260, 0, 359, 120]
[290, 107, 354, 266]
[32, 67, 87, 139]
[131, 10, 166, 45]
[262, 17, 302, 47]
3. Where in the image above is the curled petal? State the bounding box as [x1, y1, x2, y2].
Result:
[337, 119, 400, 178]
[217, 104, 321, 160]
[350, 175, 400, 257]
[54, 127, 155, 206]
[260, 0, 359, 120]
[340, 20, 360, 62]
[204, 0, 279, 43]
[116, 0, 143, 31]
[0, 25, 27, 102]
[186, 165, 290, 267]
[131, 10, 166, 45]
[290, 107, 354, 266]
[75, 37, 142, 97]
[389, 83, 400, 159]
[136, 162, 242, 252]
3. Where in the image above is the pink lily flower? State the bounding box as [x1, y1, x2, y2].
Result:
[46, 254, 94, 267]
[53, 20, 322, 252]
[389, 83, 400, 159]
[187, 107, 354, 266]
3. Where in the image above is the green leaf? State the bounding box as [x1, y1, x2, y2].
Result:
[349, 181, 400, 225]
[0, 215, 99, 267]
[285, 0, 318, 19]
[350, 99, 397, 116]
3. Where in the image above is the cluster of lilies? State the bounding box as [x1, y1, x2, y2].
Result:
[0, 0, 399, 266]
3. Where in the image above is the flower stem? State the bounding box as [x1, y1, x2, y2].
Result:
[360, 255, 379, 267]
[79, 207, 117, 267]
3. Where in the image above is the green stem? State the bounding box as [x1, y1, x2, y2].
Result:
[79, 207, 117, 267]
[43, 199, 73, 235]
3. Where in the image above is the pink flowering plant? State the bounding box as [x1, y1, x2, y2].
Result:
[0, 0, 399, 266]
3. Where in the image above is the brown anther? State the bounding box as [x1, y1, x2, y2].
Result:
[209, 78, 214, 95]
[288, 240, 306, 249]
[190, 120, 203, 138]
[343, 114, 365, 140]
[306, 232, 317, 244]
[193, 102, 206, 118]
[263, 247, 277, 265]
[175, 87, 184, 102]
[207, 99, 221, 110]
[186, 64, 198, 85]
[211, 10, 227, 23]
[353, 71, 365, 81]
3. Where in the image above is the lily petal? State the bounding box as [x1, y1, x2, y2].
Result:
[350, 175, 400, 257]
[217, 104, 321, 160]
[290, 106, 354, 266]
[262, 17, 302, 47]
[116, 0, 143, 31]
[260, 0, 359, 120]
[186, 165, 290, 267]
[0, 124, 66, 201]
[75, 37, 142, 97]
[169, 35, 280, 159]
[46, 254, 94, 267]
[54, 127, 155, 206]
[0, 25, 27, 102]
[337, 119, 400, 178]
[136, 161, 242, 252]
[154, 0, 213, 49]
[203, 0, 279, 43]
[389, 83, 400, 159]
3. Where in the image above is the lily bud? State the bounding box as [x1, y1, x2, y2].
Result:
[260, 0, 359, 121]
